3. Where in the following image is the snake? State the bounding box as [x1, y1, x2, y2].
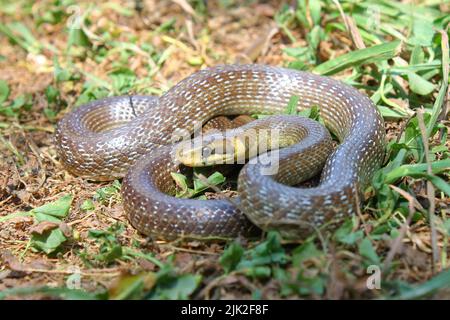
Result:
[55, 64, 385, 240]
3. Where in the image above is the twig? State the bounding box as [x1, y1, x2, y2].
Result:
[12, 267, 122, 277]
[332, 0, 365, 50]
[417, 108, 439, 273]
[67, 212, 95, 226]
[382, 185, 417, 272]
[436, 27, 449, 140]
[353, 183, 371, 238]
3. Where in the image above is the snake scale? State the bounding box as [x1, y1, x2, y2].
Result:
[55, 64, 385, 240]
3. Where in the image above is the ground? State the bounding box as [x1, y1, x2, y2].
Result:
[0, 0, 449, 300]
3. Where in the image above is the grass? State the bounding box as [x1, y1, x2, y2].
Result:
[0, 0, 449, 300]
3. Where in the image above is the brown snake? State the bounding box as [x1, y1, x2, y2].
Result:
[55, 64, 385, 240]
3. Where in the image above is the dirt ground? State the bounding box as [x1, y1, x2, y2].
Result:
[0, 0, 449, 299]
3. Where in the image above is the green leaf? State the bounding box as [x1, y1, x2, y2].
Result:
[285, 95, 299, 115]
[86, 223, 126, 265]
[377, 106, 408, 119]
[409, 19, 435, 47]
[80, 199, 95, 211]
[148, 267, 201, 300]
[406, 71, 435, 95]
[97, 245, 123, 263]
[94, 180, 121, 203]
[109, 273, 156, 300]
[307, 25, 323, 50]
[45, 85, 59, 104]
[31, 228, 67, 254]
[240, 231, 287, 268]
[292, 241, 323, 266]
[313, 40, 401, 75]
[245, 266, 271, 279]
[32, 194, 73, 219]
[309, 0, 321, 26]
[410, 46, 425, 65]
[220, 242, 244, 273]
[384, 159, 450, 184]
[358, 238, 380, 265]
[392, 268, 450, 299]
[171, 172, 193, 198]
[0, 79, 10, 104]
[0, 22, 41, 54]
[193, 171, 226, 193]
[444, 220, 450, 236]
[298, 105, 321, 121]
[67, 27, 91, 48]
[334, 219, 364, 245]
[0, 286, 104, 300]
[33, 212, 62, 223]
[53, 57, 73, 82]
[421, 174, 450, 197]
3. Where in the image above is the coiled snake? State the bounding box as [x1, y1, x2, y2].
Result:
[55, 64, 385, 240]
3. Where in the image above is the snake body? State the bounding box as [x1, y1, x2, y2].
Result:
[55, 64, 385, 239]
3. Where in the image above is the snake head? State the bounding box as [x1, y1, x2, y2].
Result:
[174, 133, 246, 167]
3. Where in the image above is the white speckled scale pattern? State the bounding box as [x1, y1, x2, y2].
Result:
[55, 64, 385, 239]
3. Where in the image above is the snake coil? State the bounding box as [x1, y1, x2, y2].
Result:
[55, 64, 385, 239]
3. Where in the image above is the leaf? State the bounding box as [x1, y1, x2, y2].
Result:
[0, 211, 32, 223]
[292, 241, 323, 266]
[298, 105, 321, 121]
[309, 0, 321, 26]
[392, 268, 450, 299]
[313, 40, 401, 75]
[193, 171, 225, 193]
[406, 71, 435, 95]
[377, 106, 408, 119]
[147, 266, 201, 300]
[45, 85, 59, 104]
[53, 57, 73, 82]
[284, 95, 299, 115]
[421, 174, 450, 197]
[0, 79, 10, 104]
[67, 28, 91, 48]
[426, 29, 449, 136]
[410, 46, 425, 65]
[86, 223, 126, 264]
[239, 231, 288, 268]
[96, 245, 123, 263]
[283, 47, 309, 59]
[358, 238, 380, 265]
[0, 22, 41, 54]
[109, 273, 156, 300]
[307, 25, 323, 50]
[384, 159, 450, 184]
[171, 172, 193, 198]
[0, 286, 104, 300]
[31, 228, 67, 254]
[27, 195, 73, 254]
[94, 180, 121, 203]
[334, 219, 364, 245]
[444, 220, 450, 236]
[80, 199, 95, 211]
[297, 273, 326, 296]
[220, 242, 244, 273]
[32, 194, 73, 220]
[245, 266, 271, 279]
[409, 19, 435, 47]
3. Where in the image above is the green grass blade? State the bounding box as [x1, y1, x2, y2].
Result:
[312, 40, 401, 75]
